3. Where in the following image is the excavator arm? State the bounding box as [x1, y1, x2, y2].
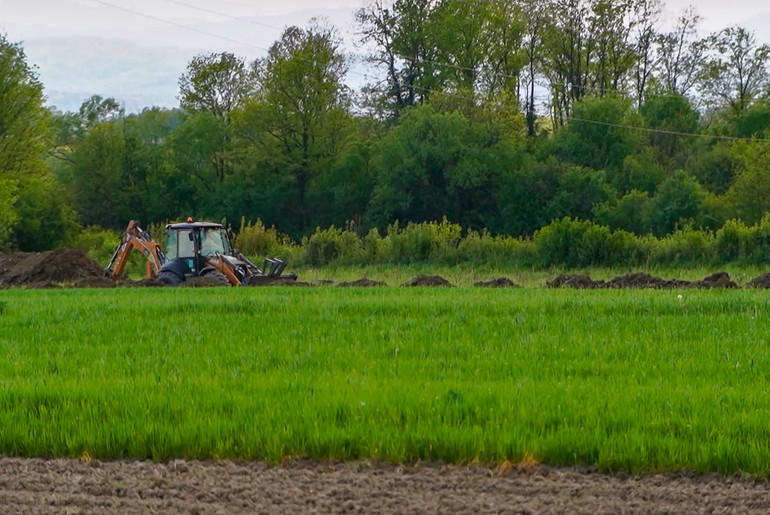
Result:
[104, 220, 166, 280]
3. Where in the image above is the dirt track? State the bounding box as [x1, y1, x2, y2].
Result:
[1, 458, 768, 514]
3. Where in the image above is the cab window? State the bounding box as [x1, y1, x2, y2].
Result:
[176, 230, 195, 258]
[200, 228, 226, 256]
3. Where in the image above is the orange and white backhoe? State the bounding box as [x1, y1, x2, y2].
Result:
[105, 219, 296, 286]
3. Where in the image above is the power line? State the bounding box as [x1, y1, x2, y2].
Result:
[158, 0, 287, 34]
[85, 0, 770, 144]
[568, 117, 770, 143]
[87, 0, 273, 53]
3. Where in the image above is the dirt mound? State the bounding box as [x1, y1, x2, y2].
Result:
[547, 274, 605, 289]
[401, 275, 453, 287]
[747, 273, 770, 288]
[247, 276, 309, 287]
[338, 278, 387, 287]
[0, 248, 104, 288]
[474, 277, 519, 288]
[181, 276, 230, 287]
[699, 271, 738, 289]
[605, 272, 673, 289]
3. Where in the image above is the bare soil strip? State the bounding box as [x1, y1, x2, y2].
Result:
[0, 458, 768, 514]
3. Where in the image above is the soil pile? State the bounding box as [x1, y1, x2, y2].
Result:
[247, 276, 309, 287]
[547, 274, 605, 289]
[402, 275, 453, 287]
[339, 278, 387, 287]
[550, 271, 739, 290]
[747, 273, 770, 288]
[182, 276, 230, 287]
[604, 272, 699, 289]
[474, 277, 520, 288]
[699, 271, 738, 289]
[0, 249, 104, 288]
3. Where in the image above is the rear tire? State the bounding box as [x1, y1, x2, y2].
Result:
[202, 270, 231, 286]
[158, 270, 183, 286]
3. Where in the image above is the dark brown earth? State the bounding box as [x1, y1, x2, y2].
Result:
[547, 274, 605, 289]
[549, 271, 740, 290]
[746, 273, 770, 288]
[339, 277, 387, 287]
[0, 458, 767, 514]
[247, 276, 310, 287]
[402, 275, 454, 287]
[474, 277, 520, 288]
[0, 248, 104, 288]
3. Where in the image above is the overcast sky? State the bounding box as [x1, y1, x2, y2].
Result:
[1, 0, 769, 111]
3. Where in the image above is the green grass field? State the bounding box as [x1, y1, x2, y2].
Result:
[1, 285, 770, 475]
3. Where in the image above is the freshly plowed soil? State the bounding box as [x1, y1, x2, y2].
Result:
[0, 249, 104, 288]
[338, 277, 387, 287]
[402, 275, 453, 287]
[550, 272, 739, 290]
[547, 274, 605, 289]
[700, 271, 738, 289]
[181, 276, 229, 287]
[474, 277, 519, 288]
[747, 273, 770, 288]
[0, 459, 767, 514]
[247, 276, 309, 287]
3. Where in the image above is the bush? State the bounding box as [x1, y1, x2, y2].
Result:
[455, 230, 534, 267]
[650, 228, 714, 266]
[714, 219, 750, 263]
[300, 225, 362, 266]
[379, 218, 462, 264]
[235, 218, 296, 259]
[70, 226, 119, 265]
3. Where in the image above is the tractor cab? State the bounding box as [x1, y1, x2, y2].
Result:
[164, 222, 233, 274]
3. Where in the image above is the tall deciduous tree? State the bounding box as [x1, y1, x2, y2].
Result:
[699, 26, 770, 116]
[178, 52, 257, 122]
[0, 34, 77, 250]
[253, 20, 352, 232]
[656, 7, 703, 96]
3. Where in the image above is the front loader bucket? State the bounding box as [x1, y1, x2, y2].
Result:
[262, 258, 288, 277]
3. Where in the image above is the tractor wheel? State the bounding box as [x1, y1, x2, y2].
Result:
[202, 270, 232, 286]
[158, 270, 183, 286]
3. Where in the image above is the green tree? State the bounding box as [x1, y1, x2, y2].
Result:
[699, 26, 770, 116]
[0, 34, 77, 250]
[547, 166, 617, 221]
[178, 52, 257, 122]
[724, 142, 770, 224]
[555, 95, 642, 173]
[253, 20, 353, 233]
[649, 170, 706, 235]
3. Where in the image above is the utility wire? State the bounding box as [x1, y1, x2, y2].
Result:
[120, 0, 699, 106]
[86, 0, 770, 144]
[87, 0, 274, 53]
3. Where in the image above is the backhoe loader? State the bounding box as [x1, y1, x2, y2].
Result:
[105, 219, 296, 286]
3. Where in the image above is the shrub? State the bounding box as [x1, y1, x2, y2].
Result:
[379, 218, 462, 264]
[714, 219, 750, 263]
[235, 218, 296, 259]
[650, 228, 714, 266]
[300, 225, 362, 266]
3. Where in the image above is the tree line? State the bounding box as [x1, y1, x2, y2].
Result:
[2, 0, 770, 256]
